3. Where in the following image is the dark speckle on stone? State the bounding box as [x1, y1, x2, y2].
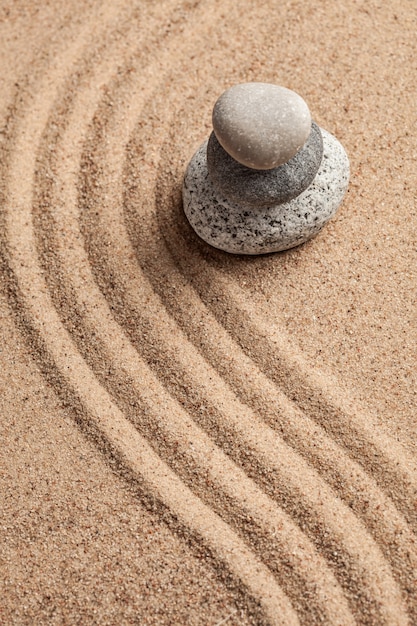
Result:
[182, 128, 349, 255]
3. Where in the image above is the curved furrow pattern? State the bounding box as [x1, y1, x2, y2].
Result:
[101, 16, 417, 531]
[89, 179, 417, 623]
[111, 70, 417, 618]
[178, 257, 417, 521]
[28, 25, 363, 626]
[2, 0, 417, 624]
[38, 17, 413, 625]
[55, 6, 416, 622]
[113, 52, 417, 620]
[152, 116, 417, 530]
[1, 3, 304, 625]
[72, 66, 416, 623]
[124, 220, 417, 620]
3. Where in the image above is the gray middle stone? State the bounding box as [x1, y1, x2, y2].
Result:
[206, 122, 324, 208]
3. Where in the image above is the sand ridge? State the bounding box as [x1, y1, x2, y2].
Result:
[1, 0, 417, 624]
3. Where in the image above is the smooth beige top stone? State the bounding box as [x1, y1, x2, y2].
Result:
[212, 83, 312, 170]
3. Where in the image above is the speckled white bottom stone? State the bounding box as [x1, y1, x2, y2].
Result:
[183, 128, 349, 255]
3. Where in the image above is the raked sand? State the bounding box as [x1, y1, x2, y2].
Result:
[1, 1, 417, 624]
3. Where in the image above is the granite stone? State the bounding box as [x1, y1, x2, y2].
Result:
[206, 122, 323, 208]
[183, 128, 349, 255]
[212, 83, 311, 170]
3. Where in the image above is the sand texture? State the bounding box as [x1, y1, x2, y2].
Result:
[1, 1, 417, 624]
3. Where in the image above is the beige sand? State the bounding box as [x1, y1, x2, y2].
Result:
[1, 0, 416, 624]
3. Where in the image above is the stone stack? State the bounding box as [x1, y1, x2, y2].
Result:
[183, 83, 349, 255]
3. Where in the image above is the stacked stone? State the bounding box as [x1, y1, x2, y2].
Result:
[183, 83, 350, 255]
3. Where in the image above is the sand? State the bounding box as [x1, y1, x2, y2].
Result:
[0, 0, 416, 624]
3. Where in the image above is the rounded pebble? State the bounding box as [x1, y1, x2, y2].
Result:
[206, 122, 323, 208]
[212, 83, 311, 170]
[183, 128, 349, 255]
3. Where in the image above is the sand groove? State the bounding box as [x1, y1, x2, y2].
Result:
[27, 15, 360, 625]
[154, 124, 417, 528]
[35, 13, 413, 625]
[124, 224, 417, 621]
[90, 17, 415, 620]
[2, 0, 417, 624]
[70, 73, 415, 624]
[2, 3, 307, 624]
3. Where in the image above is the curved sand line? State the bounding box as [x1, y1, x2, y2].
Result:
[154, 111, 417, 527]
[25, 2, 416, 620]
[105, 32, 417, 528]
[44, 12, 413, 624]
[2, 3, 305, 624]
[2, 0, 417, 624]
[121, 62, 417, 621]
[2, 1, 310, 624]
[72, 55, 415, 625]
[123, 35, 417, 623]
[28, 10, 359, 625]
